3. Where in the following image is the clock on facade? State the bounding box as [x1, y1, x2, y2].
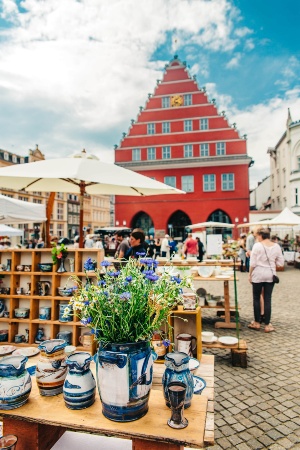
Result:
[171, 95, 183, 107]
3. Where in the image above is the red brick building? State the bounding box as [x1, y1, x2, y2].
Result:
[115, 56, 252, 240]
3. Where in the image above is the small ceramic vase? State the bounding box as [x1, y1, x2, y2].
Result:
[36, 339, 67, 396]
[35, 327, 45, 344]
[162, 351, 194, 409]
[0, 300, 5, 318]
[0, 355, 32, 409]
[67, 257, 75, 273]
[63, 352, 96, 409]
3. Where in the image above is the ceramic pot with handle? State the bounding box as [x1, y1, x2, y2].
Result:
[0, 355, 32, 409]
[36, 339, 67, 396]
[162, 351, 194, 409]
[176, 333, 197, 357]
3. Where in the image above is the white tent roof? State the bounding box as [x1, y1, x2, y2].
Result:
[187, 221, 235, 230]
[0, 195, 47, 224]
[0, 224, 23, 236]
[268, 207, 300, 226]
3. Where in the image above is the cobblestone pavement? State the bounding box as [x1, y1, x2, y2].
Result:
[194, 265, 300, 450]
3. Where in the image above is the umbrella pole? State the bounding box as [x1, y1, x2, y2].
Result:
[46, 192, 55, 247]
[79, 182, 85, 248]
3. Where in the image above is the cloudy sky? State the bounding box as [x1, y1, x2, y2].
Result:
[0, 0, 299, 189]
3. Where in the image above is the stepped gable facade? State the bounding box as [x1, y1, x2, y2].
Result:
[115, 56, 252, 239]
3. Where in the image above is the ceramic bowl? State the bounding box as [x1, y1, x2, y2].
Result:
[38, 263, 53, 272]
[14, 308, 30, 319]
[58, 287, 74, 297]
[207, 300, 218, 307]
[198, 266, 214, 278]
[24, 265, 32, 272]
[0, 330, 8, 342]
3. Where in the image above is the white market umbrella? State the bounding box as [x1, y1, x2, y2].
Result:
[0, 150, 185, 247]
[268, 207, 300, 226]
[0, 194, 46, 224]
[0, 224, 23, 236]
[187, 221, 235, 230]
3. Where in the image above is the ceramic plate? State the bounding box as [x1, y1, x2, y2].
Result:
[219, 336, 238, 346]
[12, 347, 40, 357]
[0, 345, 16, 356]
[198, 266, 214, 278]
[189, 357, 200, 371]
[202, 336, 218, 343]
[193, 376, 206, 394]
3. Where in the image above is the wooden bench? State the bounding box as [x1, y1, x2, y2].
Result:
[202, 339, 248, 368]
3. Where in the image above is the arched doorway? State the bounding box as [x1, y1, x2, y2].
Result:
[168, 210, 191, 241]
[207, 210, 233, 238]
[131, 212, 154, 236]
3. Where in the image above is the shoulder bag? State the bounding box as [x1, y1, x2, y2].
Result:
[262, 245, 279, 284]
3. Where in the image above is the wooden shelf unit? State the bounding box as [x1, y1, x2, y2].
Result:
[0, 248, 104, 348]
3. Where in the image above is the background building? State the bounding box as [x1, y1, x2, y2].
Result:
[268, 109, 300, 215]
[115, 56, 252, 240]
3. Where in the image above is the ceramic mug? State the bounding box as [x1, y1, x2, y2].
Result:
[16, 287, 23, 295]
[39, 306, 51, 320]
[176, 333, 197, 357]
[15, 334, 26, 343]
[57, 331, 72, 345]
[3, 311, 10, 318]
[79, 332, 93, 347]
[182, 293, 197, 310]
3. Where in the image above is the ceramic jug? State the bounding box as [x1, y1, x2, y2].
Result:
[162, 351, 194, 409]
[36, 339, 67, 396]
[37, 281, 51, 296]
[0, 355, 32, 409]
[176, 333, 197, 357]
[63, 352, 96, 409]
[35, 327, 45, 344]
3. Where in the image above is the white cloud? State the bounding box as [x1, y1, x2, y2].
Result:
[226, 53, 241, 68]
[234, 26, 252, 38]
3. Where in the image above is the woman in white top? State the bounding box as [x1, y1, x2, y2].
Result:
[248, 228, 284, 332]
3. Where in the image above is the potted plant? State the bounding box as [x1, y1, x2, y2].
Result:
[66, 257, 194, 422]
[51, 243, 68, 273]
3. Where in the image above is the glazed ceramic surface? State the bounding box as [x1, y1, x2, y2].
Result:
[0, 355, 32, 409]
[14, 308, 29, 319]
[0, 300, 5, 318]
[162, 351, 194, 409]
[96, 340, 153, 422]
[36, 339, 67, 396]
[38, 263, 53, 272]
[39, 306, 51, 320]
[63, 352, 96, 410]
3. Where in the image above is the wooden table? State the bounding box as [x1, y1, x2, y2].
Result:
[0, 354, 214, 450]
[194, 276, 238, 329]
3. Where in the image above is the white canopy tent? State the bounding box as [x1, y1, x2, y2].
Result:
[0, 194, 47, 224]
[187, 221, 235, 230]
[238, 208, 300, 228]
[0, 224, 23, 236]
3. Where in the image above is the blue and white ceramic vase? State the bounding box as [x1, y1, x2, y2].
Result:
[63, 352, 96, 410]
[36, 339, 67, 396]
[0, 300, 5, 318]
[162, 351, 194, 409]
[0, 355, 32, 409]
[96, 340, 153, 422]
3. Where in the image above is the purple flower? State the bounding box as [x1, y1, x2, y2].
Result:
[81, 317, 92, 326]
[125, 276, 132, 282]
[171, 276, 182, 284]
[107, 271, 120, 277]
[145, 273, 159, 281]
[136, 251, 146, 257]
[163, 339, 171, 347]
[98, 280, 106, 286]
[119, 292, 131, 301]
[101, 260, 111, 267]
[84, 301, 90, 306]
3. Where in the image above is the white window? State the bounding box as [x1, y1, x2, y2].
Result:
[184, 94, 192, 106]
[184, 145, 193, 158]
[200, 118, 208, 130]
[162, 122, 170, 133]
[18, 196, 28, 202]
[57, 192, 64, 200]
[147, 147, 156, 160]
[12, 155, 17, 163]
[200, 143, 209, 157]
[4, 152, 8, 161]
[184, 120, 192, 132]
[182, 176, 194, 192]
[132, 148, 141, 161]
[162, 146, 171, 159]
[147, 123, 155, 134]
[57, 224, 64, 237]
[216, 142, 226, 155]
[203, 174, 216, 192]
[164, 176, 176, 188]
[162, 97, 170, 108]
[57, 202, 64, 220]
[222, 173, 235, 191]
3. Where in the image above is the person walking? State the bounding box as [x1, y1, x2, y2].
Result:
[248, 228, 284, 332]
[238, 234, 247, 272]
[154, 238, 161, 258]
[183, 233, 198, 258]
[195, 237, 205, 262]
[161, 234, 170, 258]
[115, 231, 130, 259]
[245, 230, 255, 272]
